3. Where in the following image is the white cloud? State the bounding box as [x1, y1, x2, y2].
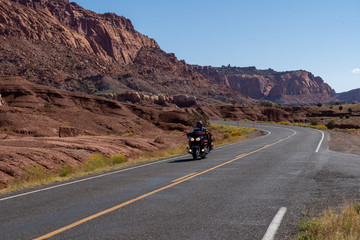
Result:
[352, 68, 360, 74]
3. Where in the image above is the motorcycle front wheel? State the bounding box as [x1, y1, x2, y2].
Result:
[192, 148, 200, 160]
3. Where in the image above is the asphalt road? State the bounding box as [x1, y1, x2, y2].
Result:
[1, 121, 360, 240]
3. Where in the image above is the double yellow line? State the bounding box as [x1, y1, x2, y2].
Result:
[34, 129, 296, 240]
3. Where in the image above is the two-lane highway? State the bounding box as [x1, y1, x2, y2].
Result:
[1, 122, 360, 239]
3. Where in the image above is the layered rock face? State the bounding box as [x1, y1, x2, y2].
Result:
[0, 0, 250, 105]
[191, 66, 336, 105]
[2, 0, 158, 64]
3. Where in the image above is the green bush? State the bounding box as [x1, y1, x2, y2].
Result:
[310, 119, 318, 126]
[223, 132, 230, 139]
[261, 101, 273, 107]
[325, 120, 335, 129]
[44, 102, 52, 108]
[110, 154, 126, 164]
[59, 166, 73, 177]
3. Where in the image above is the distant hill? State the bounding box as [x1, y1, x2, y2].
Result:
[191, 65, 336, 105]
[336, 89, 360, 103]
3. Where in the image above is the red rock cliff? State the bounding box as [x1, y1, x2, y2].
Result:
[1, 0, 159, 64]
[191, 66, 336, 105]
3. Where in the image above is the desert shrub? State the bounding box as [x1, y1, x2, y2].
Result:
[223, 132, 230, 139]
[348, 108, 353, 113]
[295, 202, 360, 240]
[59, 166, 73, 177]
[123, 132, 135, 137]
[133, 119, 142, 125]
[339, 106, 343, 110]
[187, 112, 209, 127]
[154, 137, 165, 144]
[110, 154, 126, 164]
[261, 101, 273, 107]
[310, 119, 318, 126]
[82, 154, 106, 172]
[345, 114, 350, 119]
[316, 103, 322, 107]
[325, 120, 335, 129]
[20, 164, 49, 182]
[44, 102, 52, 108]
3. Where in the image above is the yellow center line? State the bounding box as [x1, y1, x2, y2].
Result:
[34, 129, 296, 240]
[171, 172, 198, 183]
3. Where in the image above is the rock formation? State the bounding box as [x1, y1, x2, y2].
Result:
[336, 88, 360, 104]
[191, 65, 336, 105]
[0, 0, 251, 105]
[0, 0, 343, 106]
[2, 0, 158, 64]
[0, 94, 6, 106]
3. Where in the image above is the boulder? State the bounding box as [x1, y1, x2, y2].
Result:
[0, 94, 7, 106]
[118, 92, 141, 103]
[59, 127, 84, 138]
[172, 95, 196, 107]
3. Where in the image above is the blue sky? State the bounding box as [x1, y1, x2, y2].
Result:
[74, 0, 359, 93]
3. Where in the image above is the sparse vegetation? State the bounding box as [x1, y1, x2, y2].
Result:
[44, 102, 52, 108]
[310, 119, 318, 126]
[6, 153, 127, 192]
[261, 101, 273, 107]
[123, 132, 135, 137]
[295, 202, 360, 240]
[2, 124, 258, 194]
[133, 119, 142, 125]
[209, 123, 258, 146]
[325, 120, 335, 129]
[187, 112, 210, 127]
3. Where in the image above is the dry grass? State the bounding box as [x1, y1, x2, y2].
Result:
[209, 123, 258, 146]
[4, 154, 126, 193]
[295, 202, 360, 240]
[1, 124, 257, 194]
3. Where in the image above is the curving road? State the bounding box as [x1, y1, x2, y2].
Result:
[1, 121, 360, 239]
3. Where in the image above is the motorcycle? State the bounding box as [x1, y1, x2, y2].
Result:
[184, 129, 211, 160]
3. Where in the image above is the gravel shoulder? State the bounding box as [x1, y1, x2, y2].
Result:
[329, 131, 360, 155]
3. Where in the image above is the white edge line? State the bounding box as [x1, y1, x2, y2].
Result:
[0, 123, 271, 202]
[0, 154, 185, 202]
[314, 129, 325, 153]
[262, 207, 287, 240]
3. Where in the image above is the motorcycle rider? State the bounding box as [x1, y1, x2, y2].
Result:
[194, 121, 213, 151]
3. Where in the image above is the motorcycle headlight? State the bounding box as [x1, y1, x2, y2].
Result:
[190, 138, 195, 141]
[196, 137, 201, 141]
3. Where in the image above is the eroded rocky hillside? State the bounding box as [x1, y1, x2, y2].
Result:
[0, 0, 251, 106]
[191, 66, 336, 105]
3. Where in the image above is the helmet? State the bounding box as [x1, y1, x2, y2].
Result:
[196, 121, 203, 129]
